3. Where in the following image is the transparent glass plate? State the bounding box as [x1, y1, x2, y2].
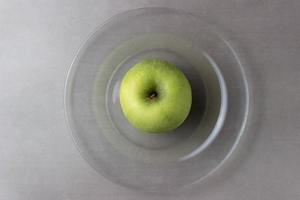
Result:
[65, 7, 249, 192]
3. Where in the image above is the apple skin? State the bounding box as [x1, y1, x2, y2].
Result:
[119, 59, 192, 133]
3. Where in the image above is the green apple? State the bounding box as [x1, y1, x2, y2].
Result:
[119, 59, 192, 133]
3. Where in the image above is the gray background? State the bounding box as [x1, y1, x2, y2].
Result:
[1, 0, 300, 199]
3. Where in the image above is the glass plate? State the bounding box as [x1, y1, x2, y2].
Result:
[65, 7, 249, 192]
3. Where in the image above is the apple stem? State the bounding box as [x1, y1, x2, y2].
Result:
[149, 92, 158, 99]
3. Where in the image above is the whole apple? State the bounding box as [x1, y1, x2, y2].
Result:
[119, 59, 192, 133]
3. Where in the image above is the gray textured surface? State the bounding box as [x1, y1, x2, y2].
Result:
[1, 0, 300, 199]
